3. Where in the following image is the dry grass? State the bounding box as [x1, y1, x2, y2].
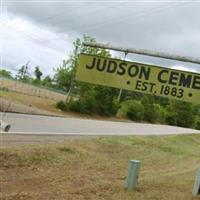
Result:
[0, 90, 61, 114]
[0, 134, 200, 200]
[0, 78, 67, 101]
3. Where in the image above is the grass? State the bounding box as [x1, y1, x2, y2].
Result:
[0, 134, 200, 200]
[0, 78, 67, 101]
[0, 90, 61, 114]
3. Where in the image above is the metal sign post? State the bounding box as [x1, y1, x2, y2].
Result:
[83, 42, 200, 65]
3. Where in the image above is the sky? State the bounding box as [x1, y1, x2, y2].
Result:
[1, 0, 200, 77]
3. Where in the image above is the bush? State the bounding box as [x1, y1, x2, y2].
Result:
[66, 86, 119, 116]
[118, 100, 144, 121]
[32, 79, 41, 85]
[57, 100, 66, 110]
[194, 117, 200, 130]
[166, 101, 195, 128]
[143, 103, 162, 123]
[165, 111, 177, 126]
[67, 95, 97, 114]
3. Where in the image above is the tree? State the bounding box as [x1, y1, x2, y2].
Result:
[55, 35, 119, 116]
[54, 60, 72, 91]
[42, 75, 53, 87]
[54, 34, 111, 91]
[0, 69, 12, 78]
[34, 66, 43, 81]
[16, 61, 30, 81]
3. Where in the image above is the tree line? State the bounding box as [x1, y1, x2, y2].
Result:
[1, 35, 200, 130]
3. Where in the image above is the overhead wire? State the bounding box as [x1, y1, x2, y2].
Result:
[27, 2, 130, 43]
[38, 1, 96, 25]
[3, 1, 189, 73]
[81, 2, 185, 32]
[49, 2, 162, 32]
[4, 2, 95, 43]
[2, 4, 88, 47]
[50, 2, 125, 29]
[3, 2, 120, 48]
[3, 1, 126, 52]
[41, 2, 185, 38]
[4, 22, 65, 54]
[34, 3, 88, 24]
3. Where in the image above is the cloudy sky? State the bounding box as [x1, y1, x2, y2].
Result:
[1, 0, 200, 77]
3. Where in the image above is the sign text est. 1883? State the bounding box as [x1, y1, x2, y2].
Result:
[76, 54, 200, 104]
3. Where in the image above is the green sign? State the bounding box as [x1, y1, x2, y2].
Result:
[76, 53, 200, 104]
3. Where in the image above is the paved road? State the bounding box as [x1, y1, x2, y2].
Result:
[1, 112, 200, 136]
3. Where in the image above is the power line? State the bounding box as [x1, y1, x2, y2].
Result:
[3, 1, 194, 71]
[32, 2, 94, 29]
[50, 2, 125, 28]
[3, 2, 112, 46]
[81, 2, 184, 32]
[4, 22, 66, 53]
[42, 2, 178, 35]
[4, 2, 125, 45]
[29, 2, 128, 43]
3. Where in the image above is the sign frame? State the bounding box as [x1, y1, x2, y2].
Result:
[76, 53, 200, 104]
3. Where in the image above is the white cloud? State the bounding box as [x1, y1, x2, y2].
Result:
[1, 13, 74, 77]
[2, 1, 200, 77]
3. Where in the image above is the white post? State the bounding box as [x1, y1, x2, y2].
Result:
[193, 167, 200, 196]
[125, 160, 141, 190]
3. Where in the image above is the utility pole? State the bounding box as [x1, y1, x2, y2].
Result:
[83, 42, 200, 65]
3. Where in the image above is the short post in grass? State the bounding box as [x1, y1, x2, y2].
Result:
[125, 160, 141, 191]
[192, 167, 200, 196]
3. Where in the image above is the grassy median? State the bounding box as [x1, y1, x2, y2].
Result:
[0, 134, 200, 200]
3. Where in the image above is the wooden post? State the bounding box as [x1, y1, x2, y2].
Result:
[193, 167, 200, 196]
[125, 160, 141, 190]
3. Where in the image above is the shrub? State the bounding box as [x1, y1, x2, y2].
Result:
[143, 103, 162, 123]
[118, 100, 144, 121]
[194, 117, 200, 130]
[57, 100, 66, 110]
[166, 101, 195, 128]
[165, 111, 177, 126]
[66, 86, 119, 116]
[67, 96, 97, 114]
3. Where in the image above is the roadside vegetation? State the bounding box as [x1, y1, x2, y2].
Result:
[54, 35, 200, 130]
[0, 134, 200, 200]
[1, 35, 200, 129]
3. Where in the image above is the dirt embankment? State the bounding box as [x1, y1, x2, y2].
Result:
[0, 78, 67, 116]
[0, 97, 61, 116]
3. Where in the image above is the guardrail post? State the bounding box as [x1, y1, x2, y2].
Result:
[193, 167, 200, 196]
[125, 160, 141, 190]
